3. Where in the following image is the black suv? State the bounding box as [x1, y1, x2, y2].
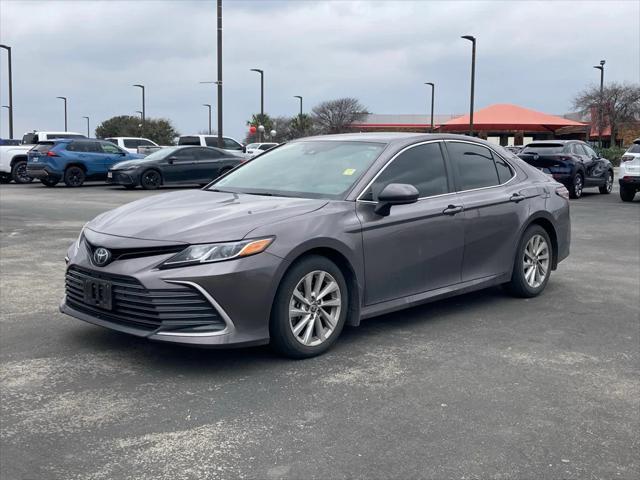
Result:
[518, 140, 613, 199]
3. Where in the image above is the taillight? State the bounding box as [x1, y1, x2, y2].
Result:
[555, 186, 570, 199]
[46, 150, 58, 157]
[621, 155, 634, 162]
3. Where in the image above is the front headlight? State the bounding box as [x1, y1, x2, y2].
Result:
[160, 237, 274, 268]
[75, 223, 88, 249]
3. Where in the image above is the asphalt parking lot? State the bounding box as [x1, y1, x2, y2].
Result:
[1, 179, 638, 480]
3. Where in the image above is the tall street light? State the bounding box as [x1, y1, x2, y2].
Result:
[1, 105, 9, 137]
[82, 116, 90, 137]
[593, 59, 606, 148]
[250, 68, 264, 141]
[424, 82, 435, 133]
[0, 44, 13, 138]
[216, 0, 223, 148]
[133, 84, 145, 134]
[203, 104, 212, 135]
[293, 95, 303, 117]
[461, 35, 476, 136]
[56, 96, 68, 131]
[199, 81, 221, 135]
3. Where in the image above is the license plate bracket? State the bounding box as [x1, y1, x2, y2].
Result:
[83, 279, 113, 310]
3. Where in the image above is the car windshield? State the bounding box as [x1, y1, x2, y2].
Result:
[141, 147, 179, 161]
[626, 144, 640, 154]
[209, 140, 386, 199]
[521, 144, 566, 154]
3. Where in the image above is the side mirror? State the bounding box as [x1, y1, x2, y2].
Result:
[242, 146, 247, 153]
[374, 183, 419, 216]
[167, 157, 176, 164]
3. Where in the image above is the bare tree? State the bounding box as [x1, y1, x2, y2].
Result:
[572, 82, 640, 146]
[312, 98, 368, 134]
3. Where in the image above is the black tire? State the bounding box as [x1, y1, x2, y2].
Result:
[0, 174, 11, 184]
[140, 169, 161, 190]
[620, 185, 636, 202]
[11, 160, 32, 184]
[64, 166, 85, 187]
[599, 170, 613, 194]
[569, 172, 583, 199]
[506, 224, 553, 298]
[270, 255, 349, 359]
[40, 177, 59, 187]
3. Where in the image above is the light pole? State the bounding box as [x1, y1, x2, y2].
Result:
[593, 59, 606, 148]
[216, 0, 223, 148]
[424, 82, 435, 133]
[250, 68, 264, 140]
[199, 81, 221, 135]
[461, 35, 476, 136]
[133, 84, 145, 134]
[56, 96, 68, 131]
[294, 95, 303, 117]
[1, 105, 8, 138]
[82, 116, 90, 137]
[0, 45, 14, 138]
[203, 104, 212, 135]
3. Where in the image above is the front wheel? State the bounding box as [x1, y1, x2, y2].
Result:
[620, 185, 636, 202]
[40, 177, 59, 187]
[140, 169, 161, 190]
[569, 173, 583, 199]
[507, 225, 553, 298]
[11, 161, 32, 184]
[64, 166, 85, 187]
[599, 171, 613, 194]
[270, 255, 348, 358]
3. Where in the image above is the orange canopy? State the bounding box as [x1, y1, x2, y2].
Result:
[442, 104, 586, 132]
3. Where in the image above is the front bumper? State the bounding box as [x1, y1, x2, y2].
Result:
[27, 164, 61, 181]
[106, 170, 139, 186]
[61, 231, 287, 347]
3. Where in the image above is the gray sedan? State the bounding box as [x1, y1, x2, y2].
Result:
[61, 133, 571, 358]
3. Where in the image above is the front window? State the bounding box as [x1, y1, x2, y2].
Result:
[123, 139, 138, 148]
[210, 140, 386, 199]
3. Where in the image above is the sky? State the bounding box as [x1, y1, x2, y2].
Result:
[0, 0, 639, 140]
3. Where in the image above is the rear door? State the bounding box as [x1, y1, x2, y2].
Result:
[66, 141, 104, 176]
[445, 140, 532, 282]
[191, 148, 225, 183]
[356, 141, 465, 304]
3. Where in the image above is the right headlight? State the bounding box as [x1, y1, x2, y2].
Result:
[160, 237, 274, 269]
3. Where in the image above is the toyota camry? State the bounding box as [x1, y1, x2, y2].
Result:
[61, 133, 571, 358]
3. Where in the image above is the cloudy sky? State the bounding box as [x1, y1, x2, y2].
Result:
[1, 0, 638, 140]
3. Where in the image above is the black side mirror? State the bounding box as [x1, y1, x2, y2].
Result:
[167, 157, 176, 164]
[374, 183, 419, 216]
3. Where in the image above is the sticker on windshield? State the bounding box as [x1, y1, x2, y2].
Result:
[343, 168, 356, 176]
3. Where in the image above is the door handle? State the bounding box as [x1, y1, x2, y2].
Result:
[510, 193, 526, 203]
[442, 205, 463, 215]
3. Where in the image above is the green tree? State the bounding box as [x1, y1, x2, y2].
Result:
[245, 113, 274, 143]
[95, 115, 179, 145]
[289, 113, 314, 139]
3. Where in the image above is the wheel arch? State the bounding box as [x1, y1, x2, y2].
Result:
[65, 162, 87, 172]
[271, 242, 363, 327]
[522, 213, 559, 270]
[10, 154, 27, 167]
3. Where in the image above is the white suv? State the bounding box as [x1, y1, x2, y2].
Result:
[619, 138, 640, 202]
[105, 137, 159, 154]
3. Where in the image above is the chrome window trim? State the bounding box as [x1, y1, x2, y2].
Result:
[156, 279, 235, 337]
[355, 139, 518, 204]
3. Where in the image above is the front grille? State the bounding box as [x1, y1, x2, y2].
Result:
[65, 266, 226, 332]
[84, 238, 185, 263]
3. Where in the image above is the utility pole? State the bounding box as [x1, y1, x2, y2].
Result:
[82, 116, 90, 137]
[593, 60, 606, 148]
[0, 45, 14, 138]
[56, 96, 68, 131]
[217, 0, 223, 149]
[425, 83, 435, 133]
[203, 104, 212, 135]
[461, 35, 476, 136]
[133, 84, 145, 135]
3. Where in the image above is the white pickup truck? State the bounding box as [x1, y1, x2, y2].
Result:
[104, 137, 160, 154]
[177, 134, 250, 158]
[0, 131, 85, 183]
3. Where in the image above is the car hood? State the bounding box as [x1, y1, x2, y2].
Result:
[87, 190, 328, 243]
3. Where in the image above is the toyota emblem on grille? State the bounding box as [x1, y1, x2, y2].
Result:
[93, 247, 112, 266]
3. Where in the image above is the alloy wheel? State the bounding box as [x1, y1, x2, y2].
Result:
[605, 172, 613, 193]
[14, 162, 32, 184]
[142, 170, 161, 189]
[66, 167, 84, 187]
[574, 174, 583, 198]
[523, 234, 550, 289]
[289, 270, 342, 347]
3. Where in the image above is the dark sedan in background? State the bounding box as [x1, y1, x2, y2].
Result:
[106, 146, 244, 189]
[62, 133, 570, 358]
[518, 140, 613, 198]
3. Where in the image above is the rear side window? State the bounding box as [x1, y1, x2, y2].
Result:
[47, 134, 85, 140]
[22, 133, 37, 145]
[179, 136, 201, 146]
[197, 148, 222, 160]
[123, 139, 138, 148]
[139, 139, 155, 146]
[205, 137, 219, 147]
[66, 141, 97, 153]
[446, 142, 501, 191]
[361, 142, 449, 201]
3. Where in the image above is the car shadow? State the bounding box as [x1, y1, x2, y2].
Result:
[66, 285, 511, 374]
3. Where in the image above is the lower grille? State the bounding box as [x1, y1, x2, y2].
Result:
[65, 266, 226, 332]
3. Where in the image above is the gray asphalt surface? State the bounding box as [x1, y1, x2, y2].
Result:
[1, 179, 638, 480]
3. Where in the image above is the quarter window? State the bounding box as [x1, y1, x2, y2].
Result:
[361, 142, 449, 201]
[447, 142, 502, 191]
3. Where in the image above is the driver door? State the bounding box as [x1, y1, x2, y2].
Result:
[355, 141, 464, 305]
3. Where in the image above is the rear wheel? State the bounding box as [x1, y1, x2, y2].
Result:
[140, 169, 161, 190]
[599, 171, 613, 194]
[64, 166, 85, 187]
[507, 225, 552, 298]
[270, 255, 348, 358]
[40, 177, 59, 187]
[11, 160, 32, 184]
[620, 185, 636, 202]
[569, 172, 583, 199]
